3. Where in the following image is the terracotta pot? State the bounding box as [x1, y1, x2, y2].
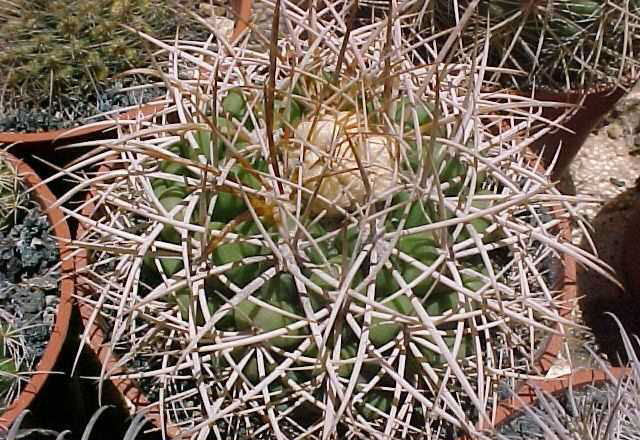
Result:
[0, 103, 169, 153]
[525, 85, 631, 180]
[533, 210, 577, 374]
[75, 300, 176, 438]
[579, 183, 640, 365]
[72, 4, 253, 438]
[488, 367, 631, 436]
[75, 213, 181, 439]
[0, 152, 74, 430]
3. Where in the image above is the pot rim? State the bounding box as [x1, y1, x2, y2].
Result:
[491, 366, 632, 434]
[0, 103, 168, 146]
[0, 151, 74, 430]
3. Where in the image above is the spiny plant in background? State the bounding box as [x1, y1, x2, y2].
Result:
[495, 315, 640, 440]
[422, 0, 640, 91]
[0, 158, 24, 410]
[0, 0, 211, 133]
[0, 314, 26, 412]
[60, 1, 611, 438]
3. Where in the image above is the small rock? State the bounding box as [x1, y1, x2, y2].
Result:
[607, 123, 624, 139]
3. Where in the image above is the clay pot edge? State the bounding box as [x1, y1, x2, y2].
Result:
[0, 152, 74, 430]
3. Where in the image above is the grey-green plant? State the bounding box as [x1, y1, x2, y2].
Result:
[59, 2, 611, 438]
[494, 314, 640, 440]
[0, 0, 209, 133]
[425, 0, 640, 91]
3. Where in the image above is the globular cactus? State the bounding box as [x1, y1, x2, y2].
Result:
[64, 2, 609, 438]
[428, 0, 640, 91]
[0, 318, 24, 412]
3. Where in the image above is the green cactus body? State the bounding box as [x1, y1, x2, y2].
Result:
[431, 0, 639, 90]
[234, 273, 304, 349]
[131, 76, 526, 432]
[0, 160, 21, 230]
[0, 358, 17, 395]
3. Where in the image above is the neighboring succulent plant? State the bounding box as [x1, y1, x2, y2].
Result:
[494, 315, 640, 440]
[0, 319, 25, 412]
[0, 0, 208, 132]
[63, 2, 609, 439]
[0, 160, 22, 230]
[427, 0, 640, 91]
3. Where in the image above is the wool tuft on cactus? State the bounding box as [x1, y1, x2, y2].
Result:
[62, 2, 610, 438]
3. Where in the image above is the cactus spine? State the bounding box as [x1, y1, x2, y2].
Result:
[65, 1, 609, 438]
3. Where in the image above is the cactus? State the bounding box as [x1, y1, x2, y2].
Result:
[0, 0, 210, 132]
[429, 0, 640, 91]
[0, 159, 22, 230]
[0, 320, 24, 411]
[64, 2, 610, 438]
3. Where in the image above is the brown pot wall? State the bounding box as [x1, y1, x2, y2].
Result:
[527, 86, 628, 179]
[0, 153, 74, 430]
[0, 103, 168, 152]
[534, 210, 576, 374]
